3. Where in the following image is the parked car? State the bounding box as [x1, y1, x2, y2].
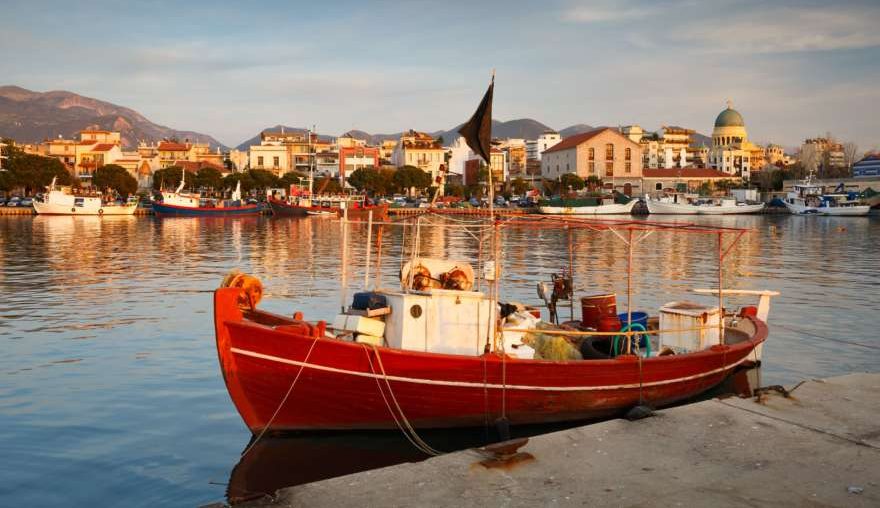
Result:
[468, 197, 480, 207]
[6, 196, 21, 207]
[0, 198, 6, 207]
[19, 197, 34, 207]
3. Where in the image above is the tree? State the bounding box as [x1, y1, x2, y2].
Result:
[152, 166, 191, 191]
[510, 177, 529, 196]
[444, 183, 465, 197]
[247, 169, 281, 190]
[279, 171, 305, 189]
[559, 173, 585, 192]
[393, 166, 432, 196]
[3, 145, 72, 195]
[843, 142, 859, 171]
[195, 167, 224, 190]
[93, 164, 138, 196]
[223, 172, 256, 193]
[348, 167, 395, 196]
[584, 175, 603, 191]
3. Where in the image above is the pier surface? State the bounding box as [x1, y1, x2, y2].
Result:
[243, 373, 880, 507]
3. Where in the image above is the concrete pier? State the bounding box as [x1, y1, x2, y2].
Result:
[244, 373, 880, 507]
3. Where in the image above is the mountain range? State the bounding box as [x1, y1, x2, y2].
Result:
[0, 86, 225, 149]
[0, 85, 713, 153]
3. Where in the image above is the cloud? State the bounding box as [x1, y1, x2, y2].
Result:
[562, 2, 652, 23]
[675, 5, 880, 54]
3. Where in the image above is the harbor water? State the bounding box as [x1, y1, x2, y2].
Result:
[1, 214, 878, 506]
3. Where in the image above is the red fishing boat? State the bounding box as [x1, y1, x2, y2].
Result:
[268, 193, 388, 220]
[213, 215, 776, 433]
[213, 78, 777, 436]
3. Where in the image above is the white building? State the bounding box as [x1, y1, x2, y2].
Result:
[446, 136, 473, 178]
[708, 102, 757, 180]
[526, 130, 561, 161]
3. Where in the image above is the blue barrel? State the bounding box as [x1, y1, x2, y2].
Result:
[618, 311, 648, 329]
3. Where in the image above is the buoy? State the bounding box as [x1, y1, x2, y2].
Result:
[837, 226, 847, 232]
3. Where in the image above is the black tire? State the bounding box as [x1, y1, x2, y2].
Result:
[580, 336, 614, 359]
[98, 209, 104, 215]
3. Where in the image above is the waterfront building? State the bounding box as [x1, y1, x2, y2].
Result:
[642, 167, 738, 193]
[497, 138, 526, 178]
[79, 130, 121, 145]
[621, 125, 703, 170]
[765, 144, 786, 166]
[391, 130, 447, 184]
[541, 127, 643, 195]
[525, 130, 561, 161]
[76, 143, 123, 181]
[446, 136, 473, 180]
[708, 101, 760, 181]
[379, 140, 397, 164]
[853, 154, 880, 178]
[248, 143, 290, 175]
[799, 137, 846, 173]
[339, 144, 378, 181]
[246, 130, 332, 177]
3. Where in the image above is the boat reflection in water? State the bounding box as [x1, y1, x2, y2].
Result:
[226, 367, 760, 504]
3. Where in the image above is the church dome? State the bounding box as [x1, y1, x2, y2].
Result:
[714, 105, 745, 128]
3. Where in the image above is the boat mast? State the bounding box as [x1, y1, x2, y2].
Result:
[308, 125, 315, 197]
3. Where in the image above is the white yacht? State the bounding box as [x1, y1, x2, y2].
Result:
[33, 178, 138, 216]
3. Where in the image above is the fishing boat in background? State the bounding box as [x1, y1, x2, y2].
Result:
[33, 177, 138, 216]
[537, 195, 637, 215]
[783, 172, 870, 216]
[646, 193, 765, 215]
[153, 170, 261, 217]
[268, 186, 388, 220]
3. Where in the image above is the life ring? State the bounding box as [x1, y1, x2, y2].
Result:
[98, 208, 104, 215]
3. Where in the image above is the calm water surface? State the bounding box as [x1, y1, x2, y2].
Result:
[1, 213, 878, 506]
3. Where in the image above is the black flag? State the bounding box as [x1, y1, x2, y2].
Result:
[458, 76, 494, 163]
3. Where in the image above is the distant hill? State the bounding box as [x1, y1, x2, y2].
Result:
[559, 124, 596, 137]
[235, 118, 557, 150]
[0, 85, 225, 149]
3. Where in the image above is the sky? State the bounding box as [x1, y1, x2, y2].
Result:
[2, 0, 879, 150]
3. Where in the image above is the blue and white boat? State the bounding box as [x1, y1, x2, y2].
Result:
[153, 170, 261, 217]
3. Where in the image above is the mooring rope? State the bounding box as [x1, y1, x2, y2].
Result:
[239, 333, 322, 459]
[363, 344, 442, 456]
[775, 323, 872, 349]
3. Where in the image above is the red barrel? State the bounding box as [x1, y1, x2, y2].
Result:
[598, 315, 622, 332]
[581, 294, 617, 329]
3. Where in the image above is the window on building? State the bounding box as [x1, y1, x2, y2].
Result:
[257, 156, 264, 166]
[605, 143, 614, 160]
[566, 163, 569, 171]
[588, 162, 595, 174]
[588, 147, 595, 160]
[625, 162, 631, 173]
[625, 148, 631, 161]
[273, 156, 279, 167]
[656, 182, 663, 190]
[605, 162, 613, 177]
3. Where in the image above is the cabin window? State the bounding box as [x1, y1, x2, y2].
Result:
[605, 143, 614, 160]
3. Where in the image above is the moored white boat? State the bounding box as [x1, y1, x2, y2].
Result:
[783, 173, 870, 216]
[32, 178, 138, 216]
[646, 194, 765, 215]
[538, 197, 637, 215]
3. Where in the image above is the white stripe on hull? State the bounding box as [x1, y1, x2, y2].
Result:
[230, 347, 750, 392]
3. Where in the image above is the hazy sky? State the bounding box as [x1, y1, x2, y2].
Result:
[3, 0, 879, 149]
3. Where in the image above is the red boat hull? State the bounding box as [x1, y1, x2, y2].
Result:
[214, 288, 766, 432]
[267, 198, 388, 220]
